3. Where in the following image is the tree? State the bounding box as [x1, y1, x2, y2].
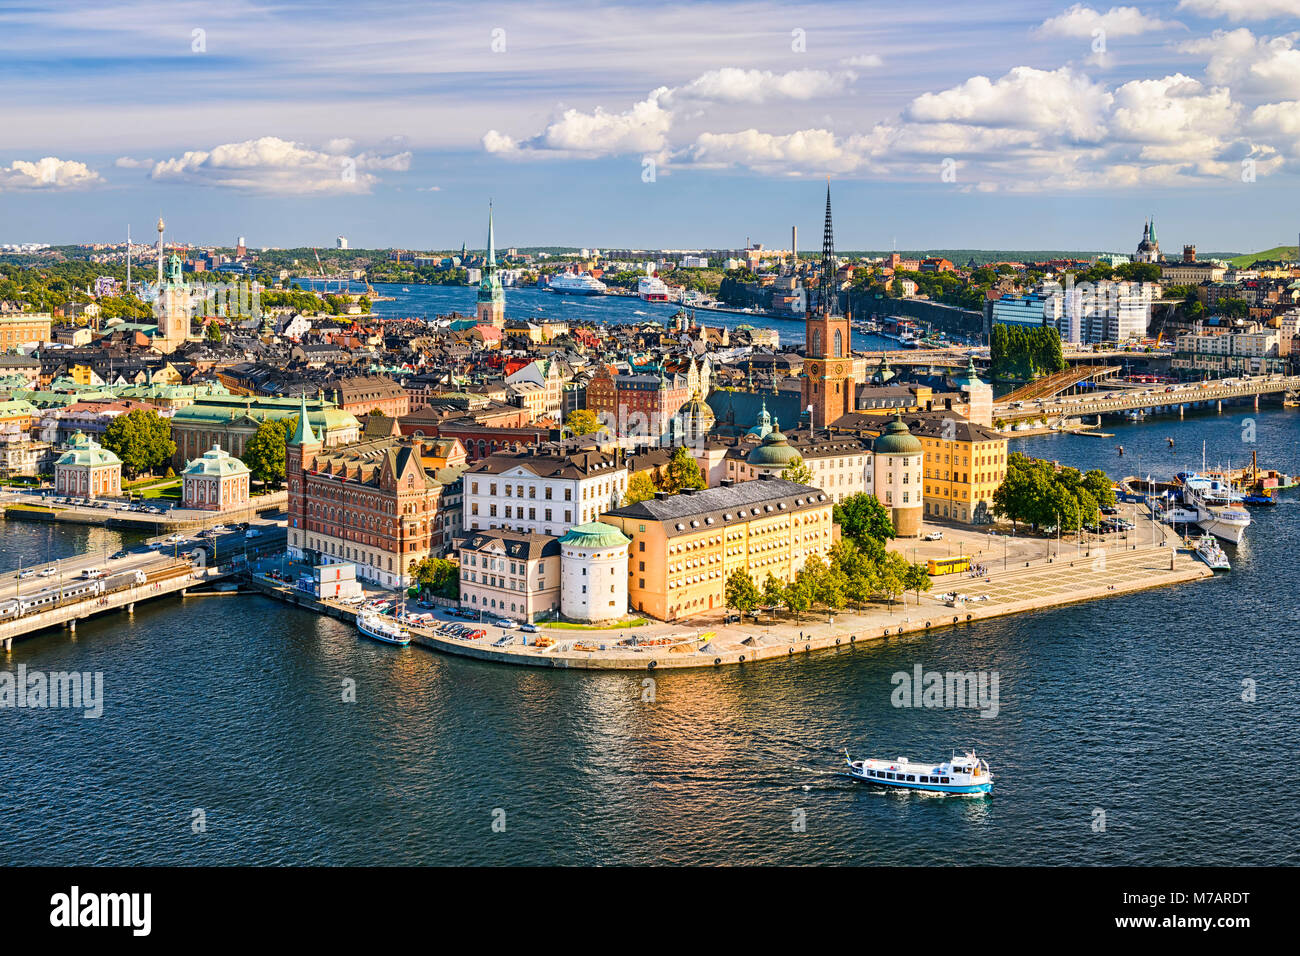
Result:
[762, 572, 786, 618]
[877, 552, 909, 611]
[903, 562, 932, 605]
[833, 492, 896, 544]
[724, 569, 760, 615]
[409, 557, 459, 599]
[663, 446, 705, 493]
[102, 408, 176, 478]
[204, 320, 222, 342]
[564, 408, 602, 436]
[242, 416, 293, 487]
[621, 471, 658, 506]
[783, 575, 813, 622]
[780, 455, 814, 485]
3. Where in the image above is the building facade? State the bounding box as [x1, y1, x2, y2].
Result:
[558, 522, 631, 623]
[54, 431, 122, 498]
[603, 476, 834, 621]
[458, 531, 561, 622]
[181, 444, 251, 511]
[802, 186, 854, 427]
[464, 448, 628, 538]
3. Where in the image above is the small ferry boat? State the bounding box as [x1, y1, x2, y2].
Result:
[357, 612, 411, 646]
[845, 750, 993, 795]
[1193, 533, 1231, 571]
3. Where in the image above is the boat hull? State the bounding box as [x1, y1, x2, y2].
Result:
[848, 771, 992, 795]
[357, 619, 411, 646]
[1196, 514, 1247, 545]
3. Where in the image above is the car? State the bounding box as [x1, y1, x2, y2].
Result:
[492, 636, 515, 647]
[495, 619, 517, 629]
[922, 531, 943, 541]
[18, 569, 34, 579]
[723, 613, 741, 624]
[110, 550, 130, 560]
[40, 567, 57, 576]
[245, 529, 262, 538]
[520, 623, 539, 633]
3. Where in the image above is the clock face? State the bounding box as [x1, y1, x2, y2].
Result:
[835, 362, 845, 375]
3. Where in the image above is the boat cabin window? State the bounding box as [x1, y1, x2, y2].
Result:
[907, 775, 915, 782]
[940, 777, 949, 784]
[920, 776, 930, 783]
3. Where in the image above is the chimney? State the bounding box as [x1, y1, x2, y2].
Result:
[720, 478, 735, 487]
[654, 491, 670, 500]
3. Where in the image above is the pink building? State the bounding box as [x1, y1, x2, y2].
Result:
[181, 444, 250, 511]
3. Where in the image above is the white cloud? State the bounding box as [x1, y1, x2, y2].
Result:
[1177, 0, 1300, 21]
[1036, 5, 1176, 38]
[485, 89, 672, 158]
[666, 69, 857, 105]
[904, 67, 1113, 140]
[0, 157, 102, 190]
[416, 185, 442, 192]
[841, 54, 884, 68]
[688, 128, 873, 174]
[149, 136, 411, 193]
[1180, 29, 1300, 99]
[113, 156, 153, 169]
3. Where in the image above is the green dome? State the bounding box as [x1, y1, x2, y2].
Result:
[56, 431, 121, 468]
[559, 521, 630, 551]
[182, 444, 250, 478]
[873, 414, 922, 455]
[746, 422, 801, 467]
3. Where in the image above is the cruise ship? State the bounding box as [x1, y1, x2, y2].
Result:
[548, 271, 608, 295]
[638, 274, 670, 302]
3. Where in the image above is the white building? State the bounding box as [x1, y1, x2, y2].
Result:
[336, 236, 348, 250]
[464, 448, 628, 538]
[558, 522, 630, 623]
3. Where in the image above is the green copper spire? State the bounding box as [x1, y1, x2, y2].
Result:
[486, 201, 497, 268]
[477, 201, 504, 308]
[289, 391, 317, 446]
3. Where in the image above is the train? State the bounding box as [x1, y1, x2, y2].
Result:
[0, 569, 148, 619]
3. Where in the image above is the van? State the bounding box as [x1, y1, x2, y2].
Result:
[80, 567, 103, 579]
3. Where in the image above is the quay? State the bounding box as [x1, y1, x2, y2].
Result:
[0, 488, 287, 534]
[243, 535, 1209, 671]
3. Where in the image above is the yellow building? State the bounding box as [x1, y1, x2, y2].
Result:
[906, 415, 1007, 524]
[0, 313, 53, 349]
[602, 475, 834, 621]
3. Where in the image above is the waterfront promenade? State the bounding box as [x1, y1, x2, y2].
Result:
[245, 509, 1209, 670]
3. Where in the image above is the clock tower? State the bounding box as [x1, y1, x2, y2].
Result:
[801, 184, 854, 428]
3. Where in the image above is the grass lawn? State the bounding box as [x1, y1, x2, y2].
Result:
[541, 617, 648, 630]
[5, 503, 63, 514]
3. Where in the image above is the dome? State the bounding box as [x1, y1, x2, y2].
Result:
[558, 521, 630, 551]
[56, 431, 121, 468]
[873, 414, 922, 455]
[746, 421, 801, 467]
[745, 399, 774, 439]
[683, 390, 715, 427]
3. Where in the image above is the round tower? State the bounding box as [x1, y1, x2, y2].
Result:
[559, 522, 630, 623]
[872, 413, 923, 537]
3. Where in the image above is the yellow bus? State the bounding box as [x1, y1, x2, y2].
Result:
[927, 555, 971, 576]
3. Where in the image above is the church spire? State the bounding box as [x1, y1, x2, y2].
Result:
[818, 182, 839, 317]
[486, 200, 497, 268]
[289, 391, 317, 446]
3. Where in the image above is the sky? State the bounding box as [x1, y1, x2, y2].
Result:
[1, 0, 1299, 252]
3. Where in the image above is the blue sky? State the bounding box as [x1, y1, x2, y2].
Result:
[1, 0, 1298, 252]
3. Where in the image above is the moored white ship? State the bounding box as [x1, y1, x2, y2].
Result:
[1193, 533, 1230, 571]
[357, 612, 411, 646]
[1182, 473, 1250, 545]
[638, 273, 669, 302]
[548, 271, 608, 295]
[845, 749, 993, 794]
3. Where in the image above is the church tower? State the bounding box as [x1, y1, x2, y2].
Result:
[476, 202, 506, 328]
[286, 392, 322, 563]
[154, 253, 192, 353]
[801, 184, 854, 428]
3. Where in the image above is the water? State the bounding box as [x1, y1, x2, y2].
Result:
[3, 408, 1298, 865]
[300, 279, 902, 352]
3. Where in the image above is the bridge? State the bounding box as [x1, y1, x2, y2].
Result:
[999, 365, 1122, 404]
[993, 375, 1300, 425]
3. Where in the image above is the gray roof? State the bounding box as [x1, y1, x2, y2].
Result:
[606, 476, 828, 535]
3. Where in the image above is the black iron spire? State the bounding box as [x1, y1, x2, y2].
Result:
[818, 182, 839, 316]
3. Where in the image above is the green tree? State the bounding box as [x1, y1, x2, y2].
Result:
[102, 408, 176, 478]
[204, 320, 222, 342]
[833, 492, 896, 544]
[783, 575, 813, 622]
[903, 562, 932, 606]
[663, 445, 706, 493]
[780, 455, 814, 484]
[409, 557, 459, 599]
[564, 408, 602, 436]
[621, 470, 658, 506]
[877, 552, 909, 611]
[761, 572, 786, 618]
[241, 416, 293, 487]
[724, 569, 760, 615]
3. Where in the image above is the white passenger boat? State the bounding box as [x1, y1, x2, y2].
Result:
[1193, 533, 1231, 571]
[357, 612, 411, 646]
[845, 750, 993, 795]
[1182, 473, 1250, 544]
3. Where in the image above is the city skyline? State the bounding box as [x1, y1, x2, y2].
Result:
[2, 0, 1299, 250]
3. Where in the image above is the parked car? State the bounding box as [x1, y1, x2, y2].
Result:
[520, 623, 539, 633]
[245, 528, 262, 538]
[723, 613, 740, 624]
[495, 619, 517, 629]
[39, 567, 57, 576]
[922, 531, 943, 541]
